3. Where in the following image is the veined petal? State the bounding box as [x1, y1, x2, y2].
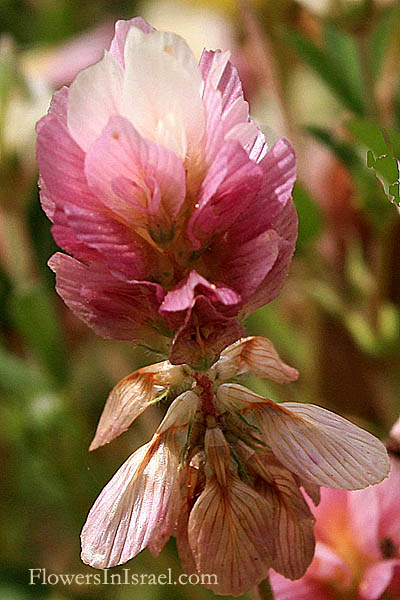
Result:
[199, 49, 244, 117]
[89, 361, 189, 451]
[217, 384, 390, 489]
[266, 401, 390, 489]
[68, 50, 123, 151]
[122, 27, 205, 162]
[212, 336, 299, 383]
[37, 86, 158, 281]
[155, 390, 200, 437]
[227, 138, 297, 246]
[188, 475, 274, 596]
[253, 457, 315, 580]
[81, 438, 179, 568]
[209, 229, 282, 300]
[48, 253, 168, 352]
[187, 141, 263, 250]
[84, 116, 186, 240]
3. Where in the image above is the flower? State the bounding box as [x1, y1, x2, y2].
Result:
[81, 336, 389, 596]
[36, 17, 297, 368]
[270, 455, 400, 600]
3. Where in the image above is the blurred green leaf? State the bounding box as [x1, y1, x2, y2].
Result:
[370, 5, 399, 79]
[292, 183, 322, 251]
[323, 22, 364, 109]
[8, 283, 68, 387]
[306, 125, 362, 169]
[284, 30, 365, 116]
[344, 303, 400, 357]
[0, 344, 49, 397]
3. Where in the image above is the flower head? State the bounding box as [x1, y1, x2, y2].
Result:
[81, 336, 389, 596]
[36, 17, 297, 368]
[271, 454, 400, 600]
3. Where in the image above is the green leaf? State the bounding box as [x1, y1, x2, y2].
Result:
[323, 22, 364, 109]
[347, 118, 400, 157]
[284, 30, 365, 116]
[347, 119, 400, 205]
[8, 283, 68, 387]
[292, 183, 322, 251]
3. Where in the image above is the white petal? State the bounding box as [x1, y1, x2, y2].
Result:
[265, 401, 390, 489]
[122, 27, 205, 162]
[89, 361, 188, 450]
[155, 390, 200, 436]
[81, 439, 179, 568]
[212, 336, 298, 383]
[217, 384, 390, 489]
[67, 51, 123, 151]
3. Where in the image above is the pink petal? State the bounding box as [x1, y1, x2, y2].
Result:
[48, 253, 168, 352]
[217, 384, 390, 489]
[81, 438, 179, 568]
[213, 336, 299, 383]
[89, 361, 189, 451]
[309, 542, 352, 588]
[37, 87, 158, 281]
[209, 229, 282, 300]
[227, 138, 297, 246]
[347, 486, 380, 559]
[169, 296, 244, 368]
[67, 50, 123, 151]
[109, 17, 155, 67]
[270, 571, 329, 600]
[376, 457, 400, 545]
[160, 270, 241, 317]
[84, 116, 186, 243]
[187, 140, 263, 250]
[199, 49, 244, 117]
[359, 559, 400, 600]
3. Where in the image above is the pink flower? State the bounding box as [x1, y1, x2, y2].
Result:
[36, 17, 297, 368]
[81, 336, 389, 596]
[270, 455, 400, 600]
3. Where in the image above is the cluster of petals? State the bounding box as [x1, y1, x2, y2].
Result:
[36, 17, 297, 368]
[81, 336, 389, 596]
[271, 452, 400, 600]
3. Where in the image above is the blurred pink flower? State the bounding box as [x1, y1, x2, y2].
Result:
[24, 22, 116, 89]
[36, 17, 297, 368]
[81, 336, 389, 596]
[270, 456, 400, 600]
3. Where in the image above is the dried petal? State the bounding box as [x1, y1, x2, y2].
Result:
[89, 361, 188, 450]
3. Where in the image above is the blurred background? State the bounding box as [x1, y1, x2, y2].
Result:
[1, 0, 400, 598]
